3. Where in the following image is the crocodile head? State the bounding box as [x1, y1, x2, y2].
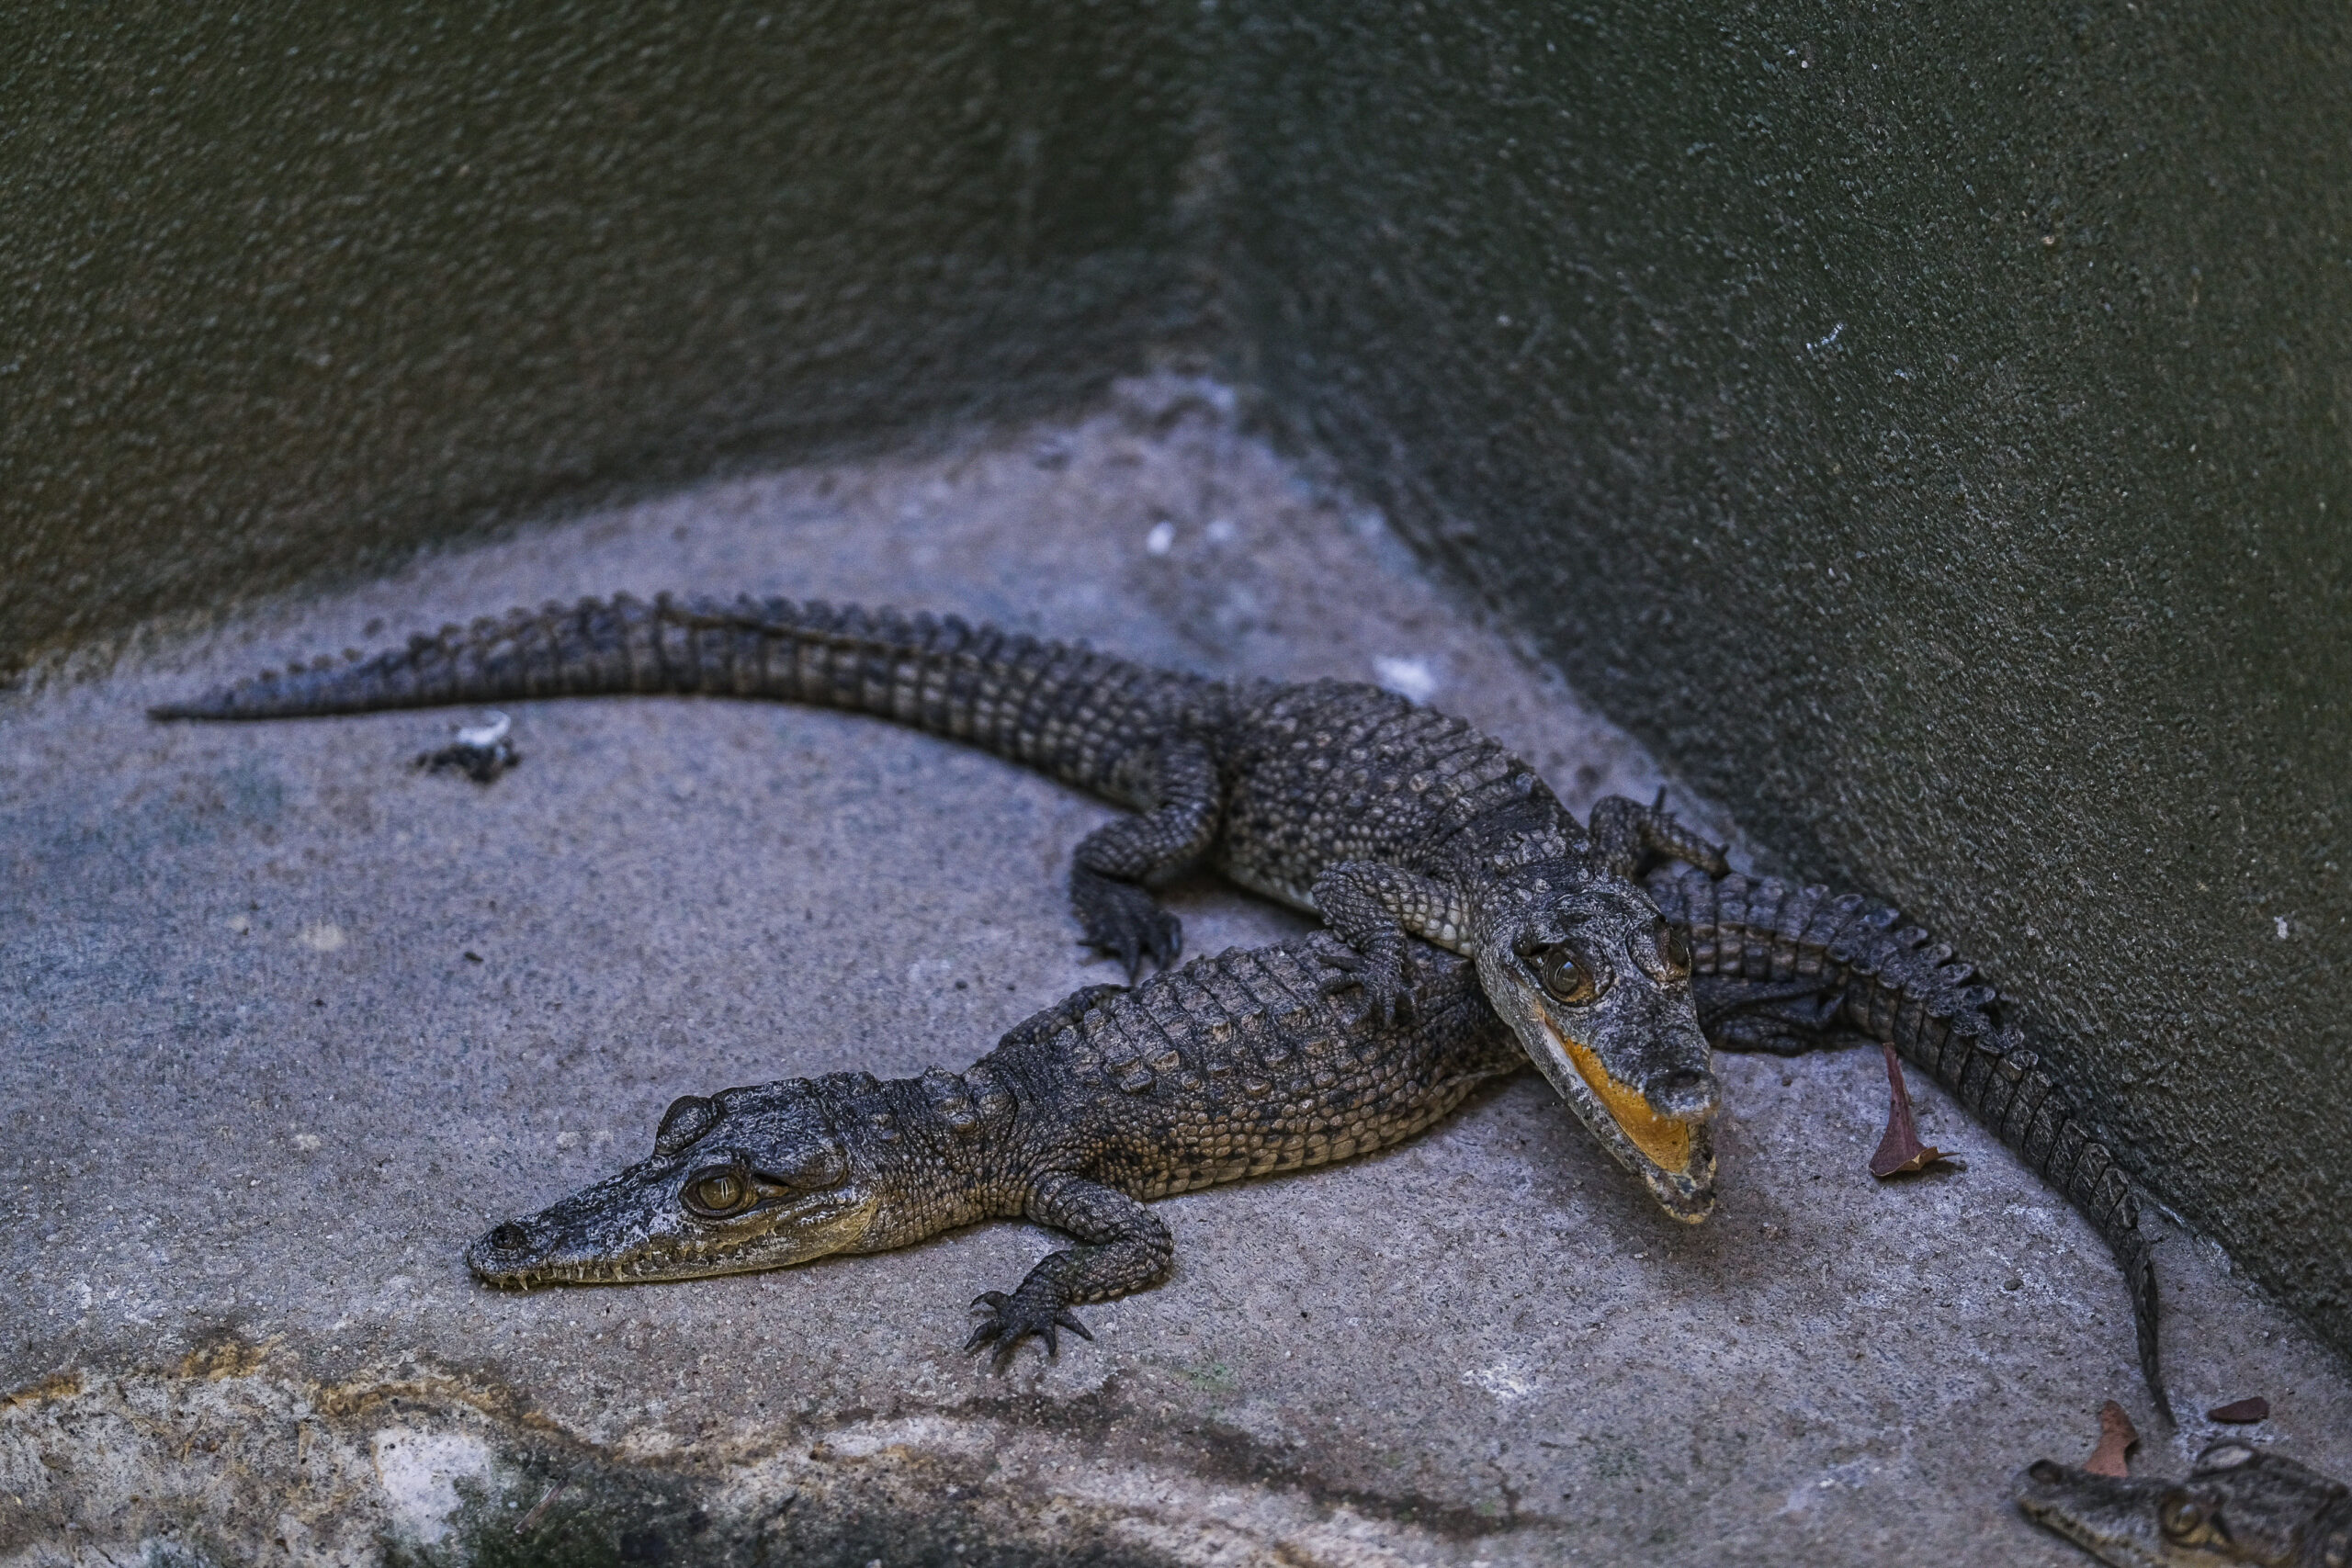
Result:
[2015, 1443, 2352, 1567]
[466, 1079, 884, 1286]
[1473, 872, 1721, 1223]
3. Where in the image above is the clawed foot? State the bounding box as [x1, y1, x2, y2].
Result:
[1071, 871, 1182, 981]
[1311, 933, 1415, 1026]
[965, 1288, 1093, 1371]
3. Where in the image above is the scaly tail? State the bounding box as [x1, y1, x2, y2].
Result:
[152, 593, 1218, 798]
[1647, 864, 2172, 1422]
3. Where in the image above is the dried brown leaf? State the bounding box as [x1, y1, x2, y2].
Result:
[2085, 1400, 2139, 1478]
[1869, 1043, 1961, 1179]
[2206, 1396, 2270, 1424]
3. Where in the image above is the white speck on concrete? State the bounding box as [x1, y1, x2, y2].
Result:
[1373, 655, 1439, 702]
[296, 921, 345, 953]
[455, 711, 511, 748]
[1146, 519, 1177, 556]
[372, 1427, 494, 1546]
[1462, 1361, 1542, 1402]
[2276, 916, 2290, 939]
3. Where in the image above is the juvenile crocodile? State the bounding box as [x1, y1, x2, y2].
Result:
[468, 933, 1522, 1360]
[2016, 1441, 2351, 1566]
[473, 869, 2169, 1409]
[154, 592, 1730, 1219]
[1652, 863, 2169, 1418]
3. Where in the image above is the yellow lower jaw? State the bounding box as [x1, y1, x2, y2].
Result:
[1557, 1032, 1695, 1175]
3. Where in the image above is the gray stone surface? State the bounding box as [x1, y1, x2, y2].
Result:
[6, 385, 2348, 1563]
[1225, 0, 2352, 1358]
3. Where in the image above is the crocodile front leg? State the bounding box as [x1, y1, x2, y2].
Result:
[1069, 740, 1220, 979]
[965, 1173, 1174, 1369]
[1307, 863, 1474, 1025]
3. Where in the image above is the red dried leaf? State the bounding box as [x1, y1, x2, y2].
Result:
[2206, 1396, 2271, 1424]
[2085, 1400, 2139, 1479]
[1869, 1043, 1961, 1179]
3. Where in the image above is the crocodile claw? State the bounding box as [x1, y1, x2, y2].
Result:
[966, 1289, 1094, 1370]
[1071, 872, 1182, 981]
[1311, 936, 1415, 1027]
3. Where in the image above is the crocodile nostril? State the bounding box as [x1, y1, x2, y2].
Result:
[488, 1222, 530, 1253]
[1644, 1067, 1724, 1123]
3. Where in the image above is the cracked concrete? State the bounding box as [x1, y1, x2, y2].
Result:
[6, 378, 2348, 1565]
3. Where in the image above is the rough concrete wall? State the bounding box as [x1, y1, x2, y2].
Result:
[0, 0, 1215, 672]
[1226, 1, 2352, 1354]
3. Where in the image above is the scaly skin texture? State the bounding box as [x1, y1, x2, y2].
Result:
[155, 592, 1730, 1218]
[2016, 1442, 2352, 1567]
[467, 935, 1524, 1362]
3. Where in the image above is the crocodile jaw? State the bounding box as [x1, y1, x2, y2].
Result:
[466, 1162, 880, 1287]
[1526, 1014, 1718, 1222]
[2014, 1463, 2173, 1568]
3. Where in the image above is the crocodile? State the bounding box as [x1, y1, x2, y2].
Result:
[471, 869, 2170, 1411]
[2016, 1442, 2351, 1567]
[1648, 863, 2169, 1418]
[153, 592, 1731, 1219]
[467, 933, 1522, 1361]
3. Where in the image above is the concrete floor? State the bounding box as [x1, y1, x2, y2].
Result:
[5, 377, 2348, 1566]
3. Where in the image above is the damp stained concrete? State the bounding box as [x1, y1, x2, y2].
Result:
[5, 378, 2348, 1565]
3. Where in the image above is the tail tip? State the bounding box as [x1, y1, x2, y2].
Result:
[149, 694, 229, 721]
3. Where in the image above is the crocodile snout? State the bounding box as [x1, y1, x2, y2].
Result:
[1643, 1066, 1724, 1123]
[466, 1218, 541, 1282]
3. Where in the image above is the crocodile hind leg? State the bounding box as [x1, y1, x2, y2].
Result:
[966, 1174, 1174, 1369]
[1069, 740, 1220, 979]
[1694, 975, 1857, 1056]
[1588, 793, 1730, 881]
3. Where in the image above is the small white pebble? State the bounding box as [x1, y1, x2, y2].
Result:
[2275, 916, 2290, 939]
[226, 913, 251, 935]
[293, 1134, 322, 1152]
[556, 1132, 580, 1150]
[454, 711, 511, 748]
[1372, 656, 1439, 703]
[1145, 520, 1176, 556]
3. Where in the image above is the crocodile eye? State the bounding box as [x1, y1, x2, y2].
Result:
[1631, 919, 1691, 981]
[2158, 1491, 2213, 1545]
[1536, 945, 1601, 1006]
[684, 1167, 753, 1217]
